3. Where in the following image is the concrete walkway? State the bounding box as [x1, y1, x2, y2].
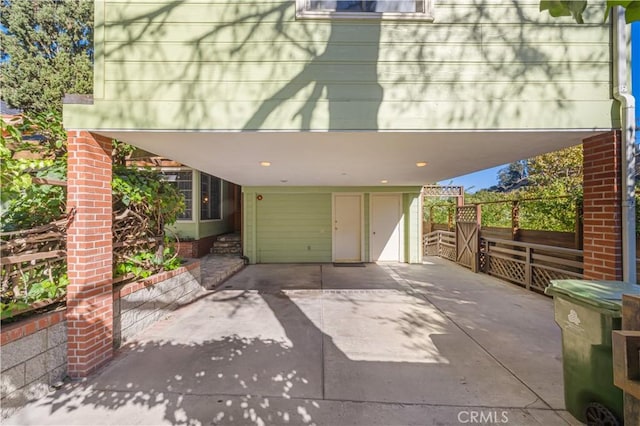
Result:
[6, 258, 579, 426]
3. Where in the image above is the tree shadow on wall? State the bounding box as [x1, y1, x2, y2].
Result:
[92, 0, 602, 131]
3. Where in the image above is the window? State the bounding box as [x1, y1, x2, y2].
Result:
[296, 0, 433, 19]
[163, 170, 193, 221]
[200, 173, 222, 221]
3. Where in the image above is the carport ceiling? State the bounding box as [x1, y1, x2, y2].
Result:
[99, 130, 599, 186]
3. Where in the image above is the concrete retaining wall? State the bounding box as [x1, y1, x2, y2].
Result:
[1, 310, 67, 419]
[113, 261, 203, 346]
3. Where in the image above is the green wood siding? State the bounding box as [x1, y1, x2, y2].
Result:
[243, 190, 257, 262]
[243, 186, 422, 264]
[64, 0, 616, 131]
[403, 193, 422, 263]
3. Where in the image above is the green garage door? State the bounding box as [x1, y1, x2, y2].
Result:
[256, 193, 332, 263]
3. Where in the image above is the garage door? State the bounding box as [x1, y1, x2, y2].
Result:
[256, 193, 332, 263]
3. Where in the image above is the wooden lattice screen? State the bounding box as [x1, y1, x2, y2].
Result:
[456, 205, 481, 272]
[422, 185, 464, 199]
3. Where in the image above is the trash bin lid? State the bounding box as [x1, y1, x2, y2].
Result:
[546, 280, 640, 312]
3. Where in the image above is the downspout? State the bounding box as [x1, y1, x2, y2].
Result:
[612, 6, 637, 283]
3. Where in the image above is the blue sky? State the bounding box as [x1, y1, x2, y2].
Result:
[437, 166, 504, 192]
[440, 22, 640, 193]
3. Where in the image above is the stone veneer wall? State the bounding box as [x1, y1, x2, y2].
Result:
[113, 261, 202, 346]
[1, 261, 203, 419]
[1, 310, 67, 419]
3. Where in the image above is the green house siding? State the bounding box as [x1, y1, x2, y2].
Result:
[403, 193, 421, 263]
[64, 0, 615, 131]
[243, 186, 422, 264]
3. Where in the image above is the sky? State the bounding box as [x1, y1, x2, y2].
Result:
[440, 22, 640, 193]
[437, 166, 504, 193]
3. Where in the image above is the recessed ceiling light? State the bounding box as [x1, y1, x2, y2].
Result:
[416, 162, 428, 167]
[260, 161, 271, 167]
[380, 180, 388, 184]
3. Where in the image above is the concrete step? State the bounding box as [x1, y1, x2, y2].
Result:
[213, 241, 242, 248]
[212, 246, 242, 255]
[216, 233, 241, 242]
[212, 234, 242, 255]
[200, 255, 245, 289]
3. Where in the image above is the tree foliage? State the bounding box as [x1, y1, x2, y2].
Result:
[0, 0, 94, 113]
[540, 0, 640, 24]
[0, 112, 68, 231]
[426, 146, 583, 233]
[466, 191, 513, 228]
[1, 110, 185, 233]
[1, 110, 185, 318]
[526, 146, 583, 194]
[494, 160, 528, 193]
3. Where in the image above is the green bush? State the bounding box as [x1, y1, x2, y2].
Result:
[1, 111, 186, 320]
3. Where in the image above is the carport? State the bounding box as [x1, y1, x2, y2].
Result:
[6, 259, 577, 426]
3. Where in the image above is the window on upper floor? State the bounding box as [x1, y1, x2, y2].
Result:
[200, 173, 222, 221]
[296, 0, 433, 20]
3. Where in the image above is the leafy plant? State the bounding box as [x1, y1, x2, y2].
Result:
[1, 273, 68, 320]
[1, 112, 67, 231]
[540, 0, 640, 24]
[1, 109, 186, 320]
[1, 302, 30, 321]
[114, 246, 181, 280]
[27, 274, 68, 301]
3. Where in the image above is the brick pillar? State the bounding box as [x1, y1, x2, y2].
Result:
[66, 131, 113, 377]
[582, 131, 623, 281]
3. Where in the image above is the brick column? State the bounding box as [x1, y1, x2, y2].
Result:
[582, 131, 623, 281]
[66, 131, 113, 377]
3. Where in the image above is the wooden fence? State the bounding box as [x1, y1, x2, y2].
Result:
[1, 215, 72, 317]
[423, 230, 456, 262]
[1, 205, 170, 319]
[428, 224, 640, 281]
[481, 237, 583, 293]
[424, 230, 584, 294]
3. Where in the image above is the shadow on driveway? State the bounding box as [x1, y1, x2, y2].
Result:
[5, 261, 573, 426]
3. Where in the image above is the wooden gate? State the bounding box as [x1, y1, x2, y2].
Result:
[456, 205, 481, 272]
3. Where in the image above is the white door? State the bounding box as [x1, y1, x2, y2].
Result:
[333, 194, 362, 262]
[371, 194, 402, 262]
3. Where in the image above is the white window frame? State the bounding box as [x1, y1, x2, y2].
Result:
[295, 0, 434, 21]
[159, 167, 195, 223]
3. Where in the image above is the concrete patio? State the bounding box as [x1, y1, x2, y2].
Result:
[5, 257, 579, 426]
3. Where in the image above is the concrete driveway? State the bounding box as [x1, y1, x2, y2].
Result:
[6, 258, 578, 426]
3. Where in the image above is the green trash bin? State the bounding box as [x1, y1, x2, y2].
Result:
[545, 280, 640, 425]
